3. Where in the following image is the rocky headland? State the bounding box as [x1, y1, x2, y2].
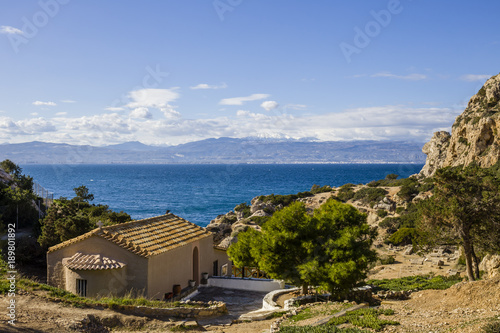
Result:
[420, 73, 500, 177]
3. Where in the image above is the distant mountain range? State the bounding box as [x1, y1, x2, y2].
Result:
[0, 138, 426, 164]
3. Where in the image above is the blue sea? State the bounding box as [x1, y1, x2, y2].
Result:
[21, 164, 423, 227]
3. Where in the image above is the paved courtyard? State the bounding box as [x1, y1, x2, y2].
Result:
[191, 287, 269, 325]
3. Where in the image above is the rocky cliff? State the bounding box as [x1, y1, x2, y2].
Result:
[420, 73, 500, 177]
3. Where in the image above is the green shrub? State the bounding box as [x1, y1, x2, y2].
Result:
[478, 86, 487, 96]
[249, 216, 270, 225]
[353, 188, 388, 205]
[310, 184, 333, 194]
[377, 210, 388, 218]
[258, 192, 313, 207]
[378, 255, 395, 265]
[367, 180, 380, 187]
[367, 274, 462, 291]
[337, 184, 355, 202]
[379, 217, 400, 234]
[366, 174, 404, 187]
[397, 181, 419, 201]
[234, 202, 252, 218]
[457, 254, 466, 266]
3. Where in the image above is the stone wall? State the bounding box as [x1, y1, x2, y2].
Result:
[125, 300, 227, 318]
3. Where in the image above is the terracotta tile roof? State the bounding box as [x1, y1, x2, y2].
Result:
[62, 252, 126, 270]
[48, 214, 212, 257]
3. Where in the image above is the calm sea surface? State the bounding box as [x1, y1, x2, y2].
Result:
[21, 164, 423, 227]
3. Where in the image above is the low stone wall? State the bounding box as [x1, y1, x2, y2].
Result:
[207, 276, 285, 292]
[263, 287, 299, 310]
[122, 300, 227, 318]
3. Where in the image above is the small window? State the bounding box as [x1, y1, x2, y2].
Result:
[76, 279, 87, 297]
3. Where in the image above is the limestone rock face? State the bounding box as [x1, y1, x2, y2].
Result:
[419, 131, 451, 177]
[479, 254, 500, 279]
[420, 73, 500, 177]
[250, 197, 276, 214]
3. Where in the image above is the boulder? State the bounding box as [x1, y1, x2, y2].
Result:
[249, 209, 271, 218]
[217, 236, 237, 250]
[479, 254, 500, 278]
[373, 197, 396, 212]
[412, 191, 431, 204]
[250, 196, 276, 214]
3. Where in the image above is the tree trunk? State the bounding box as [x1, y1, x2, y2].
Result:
[302, 284, 308, 295]
[462, 237, 475, 282]
[471, 244, 480, 280]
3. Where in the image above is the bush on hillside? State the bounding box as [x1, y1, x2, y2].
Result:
[353, 188, 388, 206]
[234, 202, 252, 218]
[257, 191, 314, 207]
[337, 184, 355, 202]
[377, 209, 388, 218]
[310, 184, 333, 194]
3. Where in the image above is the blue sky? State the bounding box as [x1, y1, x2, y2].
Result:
[0, 0, 499, 146]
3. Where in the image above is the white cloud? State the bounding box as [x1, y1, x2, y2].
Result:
[219, 94, 270, 106]
[261, 101, 279, 111]
[55, 112, 67, 116]
[17, 117, 56, 134]
[371, 72, 427, 80]
[285, 104, 308, 110]
[130, 107, 153, 119]
[30, 112, 39, 116]
[33, 101, 57, 106]
[1, 104, 461, 146]
[160, 106, 181, 119]
[0, 25, 23, 35]
[0, 116, 20, 132]
[190, 83, 227, 90]
[126, 88, 180, 109]
[105, 107, 125, 111]
[61, 99, 76, 103]
[460, 74, 492, 82]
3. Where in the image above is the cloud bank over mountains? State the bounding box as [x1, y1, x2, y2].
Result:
[0, 100, 461, 146]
